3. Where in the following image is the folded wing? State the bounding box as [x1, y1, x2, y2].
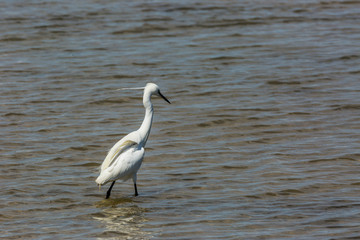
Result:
[96, 140, 145, 185]
[101, 140, 137, 171]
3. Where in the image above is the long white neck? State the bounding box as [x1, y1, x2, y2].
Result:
[138, 91, 153, 147]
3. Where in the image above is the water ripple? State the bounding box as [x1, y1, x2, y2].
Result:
[1, 0, 360, 239]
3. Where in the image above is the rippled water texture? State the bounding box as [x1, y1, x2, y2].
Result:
[1, 0, 360, 239]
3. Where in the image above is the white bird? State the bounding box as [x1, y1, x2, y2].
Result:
[95, 83, 171, 199]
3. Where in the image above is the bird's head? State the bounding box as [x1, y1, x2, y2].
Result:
[117, 83, 171, 104]
[145, 83, 171, 104]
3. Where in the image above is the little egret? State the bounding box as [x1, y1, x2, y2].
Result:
[95, 83, 171, 198]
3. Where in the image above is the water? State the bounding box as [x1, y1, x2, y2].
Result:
[1, 0, 360, 239]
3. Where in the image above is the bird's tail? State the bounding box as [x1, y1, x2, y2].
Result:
[95, 173, 108, 186]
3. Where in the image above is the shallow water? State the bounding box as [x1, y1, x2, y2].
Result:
[1, 0, 360, 239]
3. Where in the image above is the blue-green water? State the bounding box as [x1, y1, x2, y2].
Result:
[1, 0, 360, 239]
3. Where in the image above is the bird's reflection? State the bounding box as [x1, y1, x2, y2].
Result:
[94, 197, 150, 239]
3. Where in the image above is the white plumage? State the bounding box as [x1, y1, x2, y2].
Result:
[95, 83, 170, 198]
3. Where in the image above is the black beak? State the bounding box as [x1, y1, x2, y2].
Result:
[158, 91, 171, 104]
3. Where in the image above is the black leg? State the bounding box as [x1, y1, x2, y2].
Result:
[106, 181, 116, 199]
[134, 183, 138, 196]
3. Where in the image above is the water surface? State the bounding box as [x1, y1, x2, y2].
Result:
[1, 0, 360, 239]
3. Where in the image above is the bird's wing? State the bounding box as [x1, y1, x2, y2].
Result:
[110, 146, 145, 179]
[96, 145, 144, 185]
[101, 140, 137, 171]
